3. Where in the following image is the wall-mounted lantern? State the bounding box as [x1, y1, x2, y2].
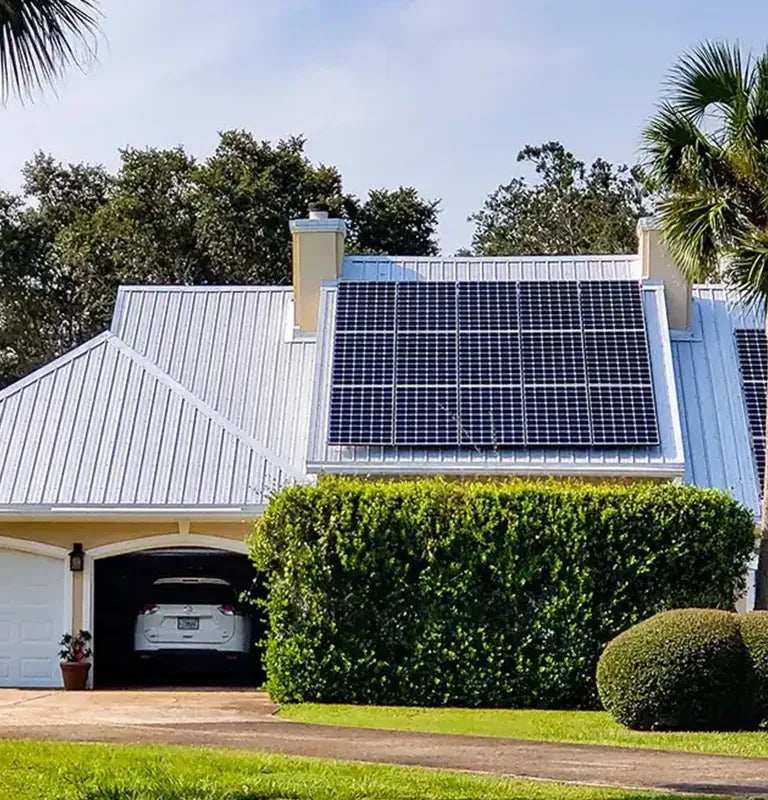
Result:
[69, 543, 85, 572]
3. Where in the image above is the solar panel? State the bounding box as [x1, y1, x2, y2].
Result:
[524, 386, 591, 445]
[583, 331, 652, 384]
[459, 332, 519, 384]
[336, 282, 396, 331]
[395, 386, 458, 445]
[458, 282, 518, 329]
[734, 329, 767, 488]
[520, 282, 581, 329]
[521, 331, 585, 384]
[328, 386, 393, 445]
[328, 280, 659, 449]
[396, 332, 456, 383]
[460, 386, 524, 445]
[332, 332, 393, 384]
[589, 385, 658, 445]
[397, 282, 456, 330]
[580, 281, 645, 329]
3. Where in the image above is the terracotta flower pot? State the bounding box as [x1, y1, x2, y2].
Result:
[60, 661, 90, 691]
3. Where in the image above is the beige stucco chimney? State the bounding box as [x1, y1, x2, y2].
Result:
[289, 205, 346, 332]
[637, 217, 691, 330]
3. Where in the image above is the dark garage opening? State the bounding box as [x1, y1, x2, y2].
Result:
[93, 547, 264, 688]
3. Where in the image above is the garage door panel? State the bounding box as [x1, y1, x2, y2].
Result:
[0, 549, 65, 688]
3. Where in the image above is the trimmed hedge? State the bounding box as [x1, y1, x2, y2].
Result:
[738, 612, 768, 721]
[596, 609, 754, 730]
[250, 477, 755, 707]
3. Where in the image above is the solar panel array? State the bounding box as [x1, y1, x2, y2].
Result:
[735, 329, 767, 487]
[329, 281, 659, 448]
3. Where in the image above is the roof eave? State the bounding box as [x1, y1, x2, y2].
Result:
[0, 505, 265, 522]
[305, 462, 686, 480]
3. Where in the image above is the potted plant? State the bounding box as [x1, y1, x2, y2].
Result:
[59, 630, 92, 690]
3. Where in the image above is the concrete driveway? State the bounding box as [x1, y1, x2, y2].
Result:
[1, 689, 768, 797]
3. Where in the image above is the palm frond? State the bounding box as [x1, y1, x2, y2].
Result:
[657, 191, 743, 281]
[0, 0, 100, 104]
[666, 40, 750, 124]
[723, 226, 768, 306]
[642, 102, 725, 190]
[748, 49, 768, 145]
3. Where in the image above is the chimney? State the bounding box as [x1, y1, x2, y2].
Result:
[637, 217, 691, 330]
[290, 203, 346, 332]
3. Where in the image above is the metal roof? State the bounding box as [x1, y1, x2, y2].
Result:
[307, 281, 685, 477]
[672, 285, 763, 517]
[112, 286, 314, 475]
[343, 254, 640, 282]
[0, 286, 310, 515]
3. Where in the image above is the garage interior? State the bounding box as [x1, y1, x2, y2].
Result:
[93, 547, 264, 688]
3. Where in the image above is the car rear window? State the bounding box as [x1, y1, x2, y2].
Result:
[151, 582, 237, 605]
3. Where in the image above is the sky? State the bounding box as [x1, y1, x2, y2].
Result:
[3, 0, 768, 254]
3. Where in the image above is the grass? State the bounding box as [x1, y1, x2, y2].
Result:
[278, 705, 768, 759]
[0, 739, 708, 800]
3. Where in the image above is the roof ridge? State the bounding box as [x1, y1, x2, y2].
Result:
[105, 334, 305, 482]
[0, 332, 113, 404]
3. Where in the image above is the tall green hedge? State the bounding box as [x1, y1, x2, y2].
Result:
[250, 477, 755, 708]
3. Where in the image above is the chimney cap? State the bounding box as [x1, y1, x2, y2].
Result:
[308, 201, 329, 220]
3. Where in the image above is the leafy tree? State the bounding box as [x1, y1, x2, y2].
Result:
[469, 142, 651, 255]
[0, 0, 99, 102]
[346, 187, 439, 256]
[642, 41, 768, 604]
[0, 132, 439, 387]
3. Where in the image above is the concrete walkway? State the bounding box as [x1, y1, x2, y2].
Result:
[1, 690, 767, 796]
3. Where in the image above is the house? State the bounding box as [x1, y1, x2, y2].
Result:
[0, 210, 762, 688]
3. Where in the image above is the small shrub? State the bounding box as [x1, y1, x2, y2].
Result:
[596, 609, 754, 730]
[738, 611, 768, 723]
[251, 477, 755, 708]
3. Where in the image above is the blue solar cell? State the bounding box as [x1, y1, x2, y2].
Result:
[580, 281, 644, 329]
[521, 331, 585, 384]
[396, 332, 456, 383]
[589, 385, 659, 445]
[734, 329, 767, 489]
[524, 385, 591, 445]
[583, 331, 652, 384]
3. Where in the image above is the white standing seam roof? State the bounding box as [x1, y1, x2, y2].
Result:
[672, 285, 764, 518]
[307, 279, 685, 477]
[343, 254, 641, 282]
[0, 287, 313, 517]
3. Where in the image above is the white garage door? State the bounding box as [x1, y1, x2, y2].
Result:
[0, 549, 66, 687]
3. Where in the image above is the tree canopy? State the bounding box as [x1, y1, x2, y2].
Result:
[0, 131, 439, 387]
[469, 142, 652, 256]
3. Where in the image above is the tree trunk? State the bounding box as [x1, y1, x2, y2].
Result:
[755, 315, 768, 608]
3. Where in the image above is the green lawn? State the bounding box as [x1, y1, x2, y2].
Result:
[278, 704, 768, 759]
[0, 739, 706, 800]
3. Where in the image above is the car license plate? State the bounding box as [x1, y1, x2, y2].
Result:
[177, 617, 199, 631]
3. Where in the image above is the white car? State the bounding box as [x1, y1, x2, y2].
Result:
[134, 577, 252, 671]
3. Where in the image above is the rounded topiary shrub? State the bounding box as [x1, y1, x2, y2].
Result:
[738, 612, 768, 723]
[596, 609, 753, 731]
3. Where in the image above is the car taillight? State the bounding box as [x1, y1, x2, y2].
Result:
[142, 603, 158, 615]
[219, 604, 235, 616]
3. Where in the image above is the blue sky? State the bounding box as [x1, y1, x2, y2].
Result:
[3, 0, 768, 254]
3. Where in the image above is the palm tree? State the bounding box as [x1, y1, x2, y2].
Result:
[0, 0, 99, 103]
[644, 41, 768, 606]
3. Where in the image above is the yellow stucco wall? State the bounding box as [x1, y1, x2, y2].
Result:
[291, 226, 344, 331]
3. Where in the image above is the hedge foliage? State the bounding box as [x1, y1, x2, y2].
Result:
[250, 477, 755, 707]
[596, 609, 754, 730]
[738, 612, 768, 721]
